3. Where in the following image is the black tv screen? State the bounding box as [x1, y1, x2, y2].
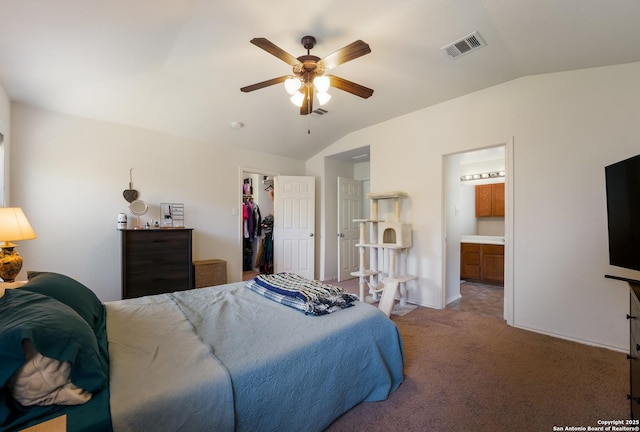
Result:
[605, 154, 640, 271]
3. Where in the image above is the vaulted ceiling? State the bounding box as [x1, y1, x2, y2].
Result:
[2, 0, 640, 160]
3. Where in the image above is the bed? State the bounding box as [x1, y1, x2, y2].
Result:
[0, 272, 404, 432]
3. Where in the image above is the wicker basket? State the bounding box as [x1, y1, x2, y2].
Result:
[193, 259, 227, 288]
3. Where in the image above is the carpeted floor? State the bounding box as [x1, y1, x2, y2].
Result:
[323, 278, 629, 431]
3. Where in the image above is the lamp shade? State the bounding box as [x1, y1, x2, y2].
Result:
[0, 207, 37, 243]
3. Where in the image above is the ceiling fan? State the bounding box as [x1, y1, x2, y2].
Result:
[240, 36, 374, 115]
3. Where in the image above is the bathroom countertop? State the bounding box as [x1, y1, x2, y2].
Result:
[460, 235, 505, 245]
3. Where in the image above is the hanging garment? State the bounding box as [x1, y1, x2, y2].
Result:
[252, 203, 262, 238]
[246, 200, 254, 240]
[256, 216, 274, 274]
[242, 200, 250, 238]
[243, 238, 253, 271]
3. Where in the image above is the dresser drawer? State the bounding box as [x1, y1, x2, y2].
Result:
[121, 229, 193, 299]
[125, 231, 190, 251]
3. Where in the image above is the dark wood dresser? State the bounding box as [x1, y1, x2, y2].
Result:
[121, 228, 193, 299]
[630, 281, 640, 419]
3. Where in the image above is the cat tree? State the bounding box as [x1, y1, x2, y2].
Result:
[351, 191, 416, 317]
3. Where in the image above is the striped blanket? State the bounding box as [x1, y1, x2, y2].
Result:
[245, 273, 359, 316]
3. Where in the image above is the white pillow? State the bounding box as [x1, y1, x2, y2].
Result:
[8, 339, 92, 406]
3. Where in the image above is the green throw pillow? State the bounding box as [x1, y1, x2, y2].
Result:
[22, 271, 105, 334]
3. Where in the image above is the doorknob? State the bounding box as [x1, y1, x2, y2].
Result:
[310, 233, 314, 237]
[337, 233, 344, 237]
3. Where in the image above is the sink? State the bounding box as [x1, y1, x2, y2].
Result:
[460, 235, 505, 245]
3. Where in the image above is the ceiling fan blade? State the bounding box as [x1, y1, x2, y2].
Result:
[240, 76, 289, 93]
[250, 38, 299, 66]
[328, 75, 374, 99]
[300, 86, 314, 115]
[319, 40, 371, 70]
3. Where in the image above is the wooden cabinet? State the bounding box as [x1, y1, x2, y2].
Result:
[475, 183, 505, 217]
[630, 282, 640, 419]
[481, 244, 505, 284]
[460, 243, 481, 280]
[121, 229, 193, 299]
[461, 243, 504, 284]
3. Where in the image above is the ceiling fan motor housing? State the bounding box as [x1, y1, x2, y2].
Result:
[294, 55, 324, 84]
[301, 35, 316, 51]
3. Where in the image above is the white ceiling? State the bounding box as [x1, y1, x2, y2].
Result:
[2, 0, 640, 160]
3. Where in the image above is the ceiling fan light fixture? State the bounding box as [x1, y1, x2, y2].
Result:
[241, 36, 373, 116]
[284, 77, 301, 95]
[290, 91, 304, 107]
[313, 75, 330, 93]
[317, 91, 331, 106]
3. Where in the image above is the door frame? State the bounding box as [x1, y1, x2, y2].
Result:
[442, 137, 514, 324]
[238, 166, 279, 281]
[337, 177, 362, 281]
[503, 138, 514, 325]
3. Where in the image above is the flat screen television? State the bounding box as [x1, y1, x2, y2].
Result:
[605, 154, 640, 271]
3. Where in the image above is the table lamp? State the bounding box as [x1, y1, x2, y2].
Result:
[0, 207, 37, 282]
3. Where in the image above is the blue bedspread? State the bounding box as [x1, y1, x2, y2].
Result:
[171, 282, 404, 432]
[106, 294, 234, 432]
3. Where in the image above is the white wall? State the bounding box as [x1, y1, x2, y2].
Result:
[10, 103, 305, 301]
[444, 152, 463, 306]
[353, 161, 370, 181]
[0, 82, 10, 206]
[308, 62, 640, 351]
[458, 185, 476, 236]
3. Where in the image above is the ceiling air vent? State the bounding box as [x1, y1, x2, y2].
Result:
[442, 31, 486, 59]
[312, 108, 328, 116]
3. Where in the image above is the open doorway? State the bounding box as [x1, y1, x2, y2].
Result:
[443, 143, 513, 321]
[324, 146, 370, 281]
[240, 168, 277, 281]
